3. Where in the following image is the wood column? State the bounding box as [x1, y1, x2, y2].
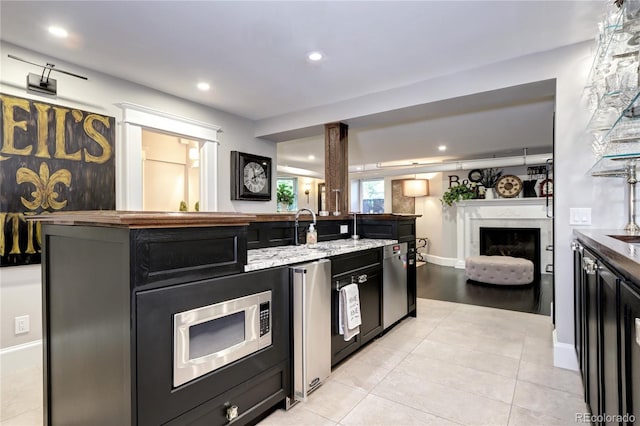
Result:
[324, 122, 349, 214]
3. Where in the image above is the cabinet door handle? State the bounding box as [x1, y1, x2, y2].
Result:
[635, 318, 640, 347]
[583, 258, 598, 275]
[357, 274, 368, 284]
[226, 405, 239, 421]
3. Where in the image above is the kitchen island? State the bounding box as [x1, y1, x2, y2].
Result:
[33, 211, 417, 426]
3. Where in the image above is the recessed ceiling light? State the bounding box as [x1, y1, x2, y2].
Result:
[308, 155, 315, 160]
[438, 145, 447, 151]
[307, 51, 323, 62]
[48, 26, 68, 38]
[196, 82, 210, 91]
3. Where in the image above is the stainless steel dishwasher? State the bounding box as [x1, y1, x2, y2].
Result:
[383, 242, 408, 330]
[288, 259, 331, 408]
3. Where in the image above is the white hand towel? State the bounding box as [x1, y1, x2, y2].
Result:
[339, 284, 361, 341]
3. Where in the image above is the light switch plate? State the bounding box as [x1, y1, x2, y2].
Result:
[340, 225, 348, 234]
[569, 208, 592, 225]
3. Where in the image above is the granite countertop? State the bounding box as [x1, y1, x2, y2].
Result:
[245, 238, 397, 272]
[574, 229, 640, 285]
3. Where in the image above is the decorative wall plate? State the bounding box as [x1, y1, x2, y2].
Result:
[468, 169, 483, 183]
[230, 151, 272, 201]
[495, 174, 523, 198]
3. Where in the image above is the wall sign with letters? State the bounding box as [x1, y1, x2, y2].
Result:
[0, 94, 116, 266]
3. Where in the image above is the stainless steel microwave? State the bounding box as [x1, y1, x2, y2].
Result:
[173, 290, 272, 387]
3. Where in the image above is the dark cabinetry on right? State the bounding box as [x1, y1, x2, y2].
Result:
[573, 241, 640, 424]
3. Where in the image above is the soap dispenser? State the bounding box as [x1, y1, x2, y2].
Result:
[306, 224, 318, 248]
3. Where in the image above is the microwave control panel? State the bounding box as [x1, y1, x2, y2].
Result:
[259, 301, 270, 337]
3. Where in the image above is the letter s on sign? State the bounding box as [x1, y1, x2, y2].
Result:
[83, 114, 112, 164]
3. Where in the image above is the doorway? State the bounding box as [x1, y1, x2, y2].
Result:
[141, 130, 200, 212]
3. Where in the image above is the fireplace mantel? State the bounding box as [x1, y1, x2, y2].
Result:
[455, 198, 552, 271]
[456, 198, 548, 207]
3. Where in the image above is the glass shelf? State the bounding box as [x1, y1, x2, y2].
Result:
[587, 1, 640, 177]
[590, 153, 639, 177]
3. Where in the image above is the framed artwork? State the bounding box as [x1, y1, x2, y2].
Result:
[391, 179, 415, 214]
[230, 151, 272, 201]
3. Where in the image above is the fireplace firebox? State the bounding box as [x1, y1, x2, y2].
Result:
[479, 227, 541, 280]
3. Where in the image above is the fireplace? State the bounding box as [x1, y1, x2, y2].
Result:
[479, 227, 541, 280]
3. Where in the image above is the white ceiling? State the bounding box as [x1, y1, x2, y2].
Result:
[0, 1, 605, 174]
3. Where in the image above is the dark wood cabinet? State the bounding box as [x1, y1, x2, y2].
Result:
[584, 249, 601, 418]
[330, 248, 383, 366]
[620, 282, 640, 423]
[573, 242, 586, 390]
[574, 239, 639, 425]
[357, 267, 383, 344]
[358, 216, 416, 243]
[598, 263, 621, 424]
[42, 223, 289, 426]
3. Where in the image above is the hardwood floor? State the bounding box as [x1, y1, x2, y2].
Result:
[417, 262, 552, 316]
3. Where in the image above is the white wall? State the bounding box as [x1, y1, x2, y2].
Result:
[0, 41, 276, 349]
[0, 266, 42, 349]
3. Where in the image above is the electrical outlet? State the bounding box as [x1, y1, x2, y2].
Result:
[15, 315, 30, 335]
[340, 225, 348, 234]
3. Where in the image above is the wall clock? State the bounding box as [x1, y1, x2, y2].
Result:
[495, 174, 523, 198]
[540, 178, 553, 197]
[230, 151, 272, 201]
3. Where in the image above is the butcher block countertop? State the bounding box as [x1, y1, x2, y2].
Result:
[30, 211, 419, 228]
[30, 210, 258, 228]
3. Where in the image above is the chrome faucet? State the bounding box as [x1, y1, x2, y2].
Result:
[294, 208, 317, 246]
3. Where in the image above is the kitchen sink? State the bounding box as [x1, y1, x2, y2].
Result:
[608, 234, 640, 243]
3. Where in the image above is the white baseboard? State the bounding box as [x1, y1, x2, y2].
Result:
[425, 254, 458, 267]
[553, 330, 579, 371]
[0, 340, 42, 372]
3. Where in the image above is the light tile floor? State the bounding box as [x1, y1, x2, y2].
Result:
[260, 299, 586, 426]
[0, 298, 585, 425]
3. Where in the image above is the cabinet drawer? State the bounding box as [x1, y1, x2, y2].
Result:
[331, 248, 382, 277]
[131, 226, 247, 288]
[165, 362, 288, 426]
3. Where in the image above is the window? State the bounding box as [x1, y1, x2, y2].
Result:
[361, 179, 384, 213]
[276, 178, 298, 212]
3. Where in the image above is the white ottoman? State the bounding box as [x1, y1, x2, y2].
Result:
[465, 255, 534, 285]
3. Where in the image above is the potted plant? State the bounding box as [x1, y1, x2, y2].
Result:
[277, 183, 294, 212]
[479, 168, 503, 198]
[441, 184, 476, 206]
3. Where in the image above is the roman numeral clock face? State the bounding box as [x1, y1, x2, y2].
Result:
[230, 151, 272, 201]
[243, 161, 267, 193]
[495, 175, 523, 198]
